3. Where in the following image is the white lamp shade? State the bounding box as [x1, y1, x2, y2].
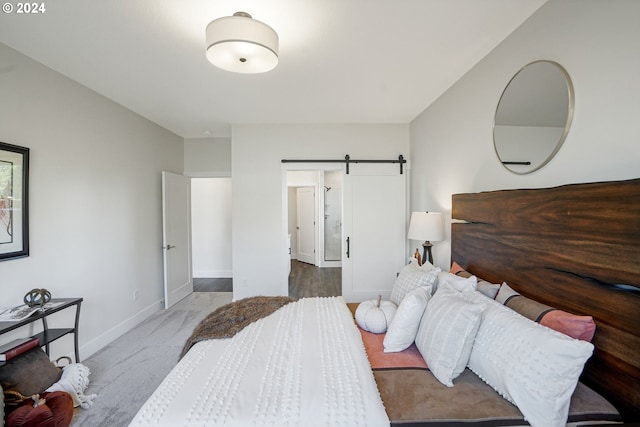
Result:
[407, 212, 444, 242]
[206, 13, 279, 74]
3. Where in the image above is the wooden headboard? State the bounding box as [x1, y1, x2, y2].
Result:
[451, 178, 640, 421]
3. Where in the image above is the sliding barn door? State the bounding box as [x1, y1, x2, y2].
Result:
[342, 164, 406, 302]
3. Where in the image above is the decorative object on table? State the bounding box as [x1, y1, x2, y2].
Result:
[355, 295, 397, 334]
[407, 211, 444, 265]
[0, 142, 30, 261]
[0, 305, 43, 322]
[0, 298, 83, 364]
[413, 248, 422, 266]
[23, 289, 51, 308]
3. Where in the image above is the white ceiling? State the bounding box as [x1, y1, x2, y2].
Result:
[0, 0, 547, 138]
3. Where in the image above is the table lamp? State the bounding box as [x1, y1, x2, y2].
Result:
[407, 211, 444, 265]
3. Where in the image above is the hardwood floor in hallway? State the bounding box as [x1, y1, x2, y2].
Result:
[193, 260, 341, 299]
[288, 260, 341, 299]
[193, 277, 232, 292]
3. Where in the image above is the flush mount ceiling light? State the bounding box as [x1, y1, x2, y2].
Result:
[205, 11, 279, 74]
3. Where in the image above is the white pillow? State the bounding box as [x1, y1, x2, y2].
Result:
[437, 271, 478, 293]
[383, 287, 431, 353]
[464, 291, 594, 427]
[415, 282, 485, 387]
[390, 258, 440, 305]
[494, 281, 520, 304]
[477, 280, 501, 299]
[419, 258, 435, 271]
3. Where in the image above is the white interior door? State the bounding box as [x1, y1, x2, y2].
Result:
[162, 171, 193, 309]
[296, 186, 316, 265]
[342, 164, 406, 302]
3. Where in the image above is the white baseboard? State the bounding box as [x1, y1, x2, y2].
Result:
[320, 260, 342, 268]
[193, 270, 232, 278]
[78, 299, 163, 360]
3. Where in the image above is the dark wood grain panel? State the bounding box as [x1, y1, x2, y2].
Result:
[452, 178, 640, 237]
[591, 325, 640, 376]
[451, 178, 640, 421]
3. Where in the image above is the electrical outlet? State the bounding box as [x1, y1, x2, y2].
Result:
[133, 289, 139, 301]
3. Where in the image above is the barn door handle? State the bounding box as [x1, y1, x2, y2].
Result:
[346, 237, 350, 258]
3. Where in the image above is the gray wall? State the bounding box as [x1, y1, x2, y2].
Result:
[0, 42, 183, 358]
[185, 137, 233, 281]
[409, 0, 640, 269]
[184, 137, 231, 177]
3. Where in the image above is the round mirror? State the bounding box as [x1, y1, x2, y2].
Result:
[493, 60, 574, 174]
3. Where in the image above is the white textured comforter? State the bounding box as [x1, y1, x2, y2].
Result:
[129, 296, 390, 427]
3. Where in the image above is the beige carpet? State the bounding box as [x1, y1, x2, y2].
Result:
[70, 292, 232, 427]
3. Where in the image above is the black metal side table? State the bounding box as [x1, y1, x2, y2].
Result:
[0, 297, 83, 366]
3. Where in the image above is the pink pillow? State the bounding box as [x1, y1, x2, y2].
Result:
[450, 261, 465, 275]
[539, 310, 596, 342]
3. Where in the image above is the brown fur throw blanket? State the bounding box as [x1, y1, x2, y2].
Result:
[180, 296, 294, 359]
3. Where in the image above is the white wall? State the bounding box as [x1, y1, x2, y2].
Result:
[409, 0, 640, 270]
[0, 43, 183, 358]
[287, 171, 320, 187]
[184, 137, 231, 177]
[232, 124, 409, 300]
[185, 138, 232, 281]
[191, 178, 232, 278]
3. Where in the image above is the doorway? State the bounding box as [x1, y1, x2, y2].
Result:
[296, 186, 315, 264]
[286, 169, 342, 298]
[283, 162, 407, 302]
[191, 177, 233, 292]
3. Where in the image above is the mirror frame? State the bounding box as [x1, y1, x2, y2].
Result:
[493, 60, 575, 175]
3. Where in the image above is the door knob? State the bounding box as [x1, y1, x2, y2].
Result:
[164, 245, 176, 250]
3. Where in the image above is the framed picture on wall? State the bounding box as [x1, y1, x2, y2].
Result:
[0, 141, 29, 260]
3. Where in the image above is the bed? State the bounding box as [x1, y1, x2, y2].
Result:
[129, 178, 640, 426]
[449, 177, 640, 422]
